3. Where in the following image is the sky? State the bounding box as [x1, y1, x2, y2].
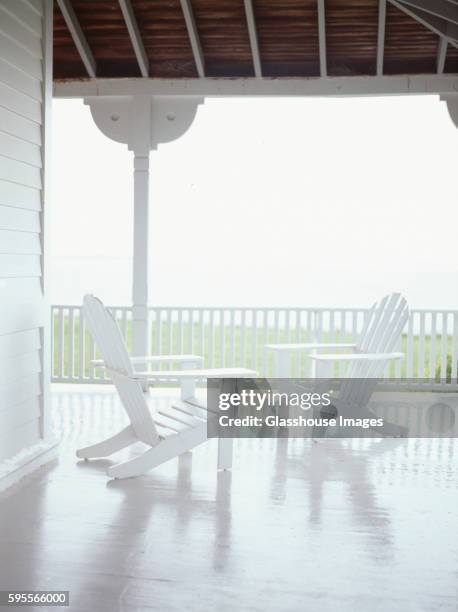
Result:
[51, 95, 458, 309]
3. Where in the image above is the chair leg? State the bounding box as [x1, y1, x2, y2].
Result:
[180, 377, 196, 402]
[107, 424, 206, 479]
[76, 425, 137, 459]
[217, 437, 233, 471]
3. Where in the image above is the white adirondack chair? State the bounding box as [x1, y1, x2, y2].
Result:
[83, 294, 254, 402]
[76, 295, 257, 478]
[266, 293, 407, 379]
[309, 293, 409, 437]
[307, 293, 408, 380]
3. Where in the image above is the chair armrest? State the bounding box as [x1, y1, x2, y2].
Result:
[130, 355, 203, 365]
[132, 367, 258, 380]
[266, 343, 357, 351]
[91, 355, 203, 368]
[306, 352, 404, 362]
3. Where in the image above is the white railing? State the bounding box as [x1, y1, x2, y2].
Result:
[51, 305, 458, 390]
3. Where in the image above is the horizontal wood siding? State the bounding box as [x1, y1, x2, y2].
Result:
[0, 373, 41, 411]
[0, 0, 46, 466]
[0, 420, 41, 463]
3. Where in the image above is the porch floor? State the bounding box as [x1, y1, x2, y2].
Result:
[0, 385, 457, 612]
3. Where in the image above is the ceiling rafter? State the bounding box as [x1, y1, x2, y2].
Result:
[118, 0, 149, 77]
[398, 0, 458, 25]
[179, 0, 205, 77]
[377, 0, 387, 75]
[243, 0, 262, 77]
[390, 0, 458, 47]
[56, 0, 96, 77]
[317, 0, 327, 77]
[437, 38, 448, 73]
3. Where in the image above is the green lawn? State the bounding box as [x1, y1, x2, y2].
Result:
[52, 314, 456, 383]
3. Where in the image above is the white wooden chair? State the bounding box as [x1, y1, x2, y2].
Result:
[267, 293, 407, 379]
[83, 294, 254, 402]
[310, 293, 409, 437]
[77, 295, 257, 478]
[307, 293, 408, 380]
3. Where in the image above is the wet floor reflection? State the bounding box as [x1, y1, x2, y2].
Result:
[0, 387, 456, 612]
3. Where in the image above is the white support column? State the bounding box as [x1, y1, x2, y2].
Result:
[132, 153, 151, 357]
[84, 95, 204, 356]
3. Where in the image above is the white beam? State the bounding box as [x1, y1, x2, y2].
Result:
[56, 0, 96, 77]
[390, 1, 458, 46]
[318, 0, 327, 77]
[180, 0, 205, 77]
[54, 75, 458, 99]
[377, 0, 387, 75]
[118, 0, 149, 78]
[243, 0, 262, 77]
[398, 0, 458, 25]
[437, 37, 448, 73]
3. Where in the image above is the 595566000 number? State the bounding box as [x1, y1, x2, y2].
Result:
[0, 591, 69, 607]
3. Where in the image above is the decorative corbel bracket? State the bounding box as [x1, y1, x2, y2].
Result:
[84, 95, 204, 154]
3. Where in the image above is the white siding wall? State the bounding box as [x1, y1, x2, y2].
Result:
[0, 0, 51, 468]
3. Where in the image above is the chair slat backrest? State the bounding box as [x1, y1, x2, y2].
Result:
[83, 295, 159, 447]
[341, 293, 409, 402]
[83, 295, 133, 375]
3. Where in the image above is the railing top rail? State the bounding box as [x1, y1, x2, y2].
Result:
[51, 304, 458, 315]
[51, 304, 132, 310]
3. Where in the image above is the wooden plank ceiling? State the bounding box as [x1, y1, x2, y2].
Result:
[53, 0, 458, 80]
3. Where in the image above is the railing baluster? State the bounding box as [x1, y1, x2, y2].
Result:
[229, 309, 235, 368]
[418, 312, 425, 381]
[67, 307, 74, 380]
[284, 309, 290, 343]
[187, 309, 193, 355]
[50, 307, 56, 379]
[329, 310, 336, 375]
[155, 308, 161, 357]
[57, 307, 64, 380]
[88, 320, 96, 381]
[440, 311, 448, 383]
[315, 310, 323, 342]
[251, 309, 257, 372]
[295, 309, 302, 377]
[78, 307, 84, 381]
[240, 309, 246, 367]
[452, 313, 458, 385]
[177, 308, 183, 355]
[406, 313, 414, 380]
[199, 310, 205, 366]
[306, 310, 312, 342]
[340, 309, 346, 344]
[166, 309, 172, 359]
[430, 312, 437, 385]
[262, 310, 268, 375]
[208, 309, 214, 368]
[220, 309, 225, 367]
